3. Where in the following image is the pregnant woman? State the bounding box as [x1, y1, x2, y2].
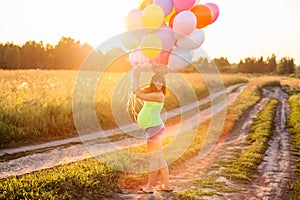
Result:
[132, 66, 173, 193]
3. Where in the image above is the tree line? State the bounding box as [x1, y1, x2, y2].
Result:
[0, 37, 297, 75]
[236, 55, 295, 75]
[0, 37, 93, 70]
[189, 55, 296, 75]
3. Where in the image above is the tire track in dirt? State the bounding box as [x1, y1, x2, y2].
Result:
[197, 87, 296, 200]
[227, 88, 296, 200]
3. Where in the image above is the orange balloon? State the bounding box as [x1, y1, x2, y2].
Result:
[165, 8, 175, 23]
[168, 12, 177, 28]
[191, 5, 213, 29]
[139, 0, 153, 10]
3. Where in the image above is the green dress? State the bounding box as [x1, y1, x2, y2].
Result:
[137, 100, 164, 130]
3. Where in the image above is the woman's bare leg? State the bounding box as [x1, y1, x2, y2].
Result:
[146, 136, 172, 190]
[158, 157, 172, 189]
[155, 137, 172, 189]
[144, 140, 161, 191]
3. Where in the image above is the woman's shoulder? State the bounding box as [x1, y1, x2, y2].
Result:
[144, 97, 164, 104]
[141, 88, 151, 93]
[137, 89, 164, 103]
[141, 88, 163, 94]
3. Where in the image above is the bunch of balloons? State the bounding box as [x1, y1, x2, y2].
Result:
[123, 0, 219, 70]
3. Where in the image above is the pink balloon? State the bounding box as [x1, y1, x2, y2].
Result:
[129, 50, 149, 68]
[205, 3, 219, 24]
[172, 11, 196, 39]
[153, 0, 174, 17]
[154, 25, 175, 51]
[176, 29, 205, 50]
[126, 9, 143, 30]
[173, 0, 196, 13]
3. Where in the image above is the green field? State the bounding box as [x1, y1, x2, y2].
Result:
[1, 70, 300, 199]
[0, 70, 248, 148]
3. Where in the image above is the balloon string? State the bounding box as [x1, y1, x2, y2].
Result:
[125, 70, 134, 114]
[125, 70, 143, 122]
[131, 95, 143, 122]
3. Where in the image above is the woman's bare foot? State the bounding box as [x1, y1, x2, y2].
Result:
[137, 187, 154, 194]
[156, 185, 173, 192]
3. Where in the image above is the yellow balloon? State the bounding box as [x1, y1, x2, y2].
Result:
[138, 0, 153, 10]
[165, 8, 175, 23]
[141, 34, 162, 58]
[142, 4, 165, 30]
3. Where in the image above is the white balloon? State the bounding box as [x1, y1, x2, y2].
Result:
[176, 29, 205, 50]
[172, 11, 197, 40]
[168, 48, 193, 69]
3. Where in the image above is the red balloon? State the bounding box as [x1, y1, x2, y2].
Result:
[205, 3, 219, 24]
[150, 49, 171, 65]
[151, 51, 169, 74]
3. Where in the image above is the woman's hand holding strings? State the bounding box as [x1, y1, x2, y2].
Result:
[132, 66, 141, 93]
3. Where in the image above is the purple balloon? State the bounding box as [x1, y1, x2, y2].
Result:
[154, 25, 175, 51]
[154, 0, 174, 17]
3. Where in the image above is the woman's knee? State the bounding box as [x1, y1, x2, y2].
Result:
[147, 141, 162, 152]
[149, 150, 163, 159]
[158, 157, 167, 168]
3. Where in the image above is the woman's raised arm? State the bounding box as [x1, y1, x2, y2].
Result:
[132, 67, 141, 93]
[132, 67, 164, 103]
[134, 90, 164, 103]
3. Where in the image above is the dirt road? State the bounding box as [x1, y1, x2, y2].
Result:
[109, 87, 296, 199]
[226, 88, 296, 200]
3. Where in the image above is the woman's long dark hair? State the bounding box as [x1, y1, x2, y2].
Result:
[142, 74, 166, 96]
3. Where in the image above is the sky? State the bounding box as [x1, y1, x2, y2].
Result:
[0, 0, 300, 65]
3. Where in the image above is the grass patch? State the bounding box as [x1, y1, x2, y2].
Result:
[223, 98, 278, 182]
[0, 158, 120, 199]
[217, 159, 235, 167]
[176, 190, 198, 200]
[176, 176, 239, 199]
[288, 92, 300, 199]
